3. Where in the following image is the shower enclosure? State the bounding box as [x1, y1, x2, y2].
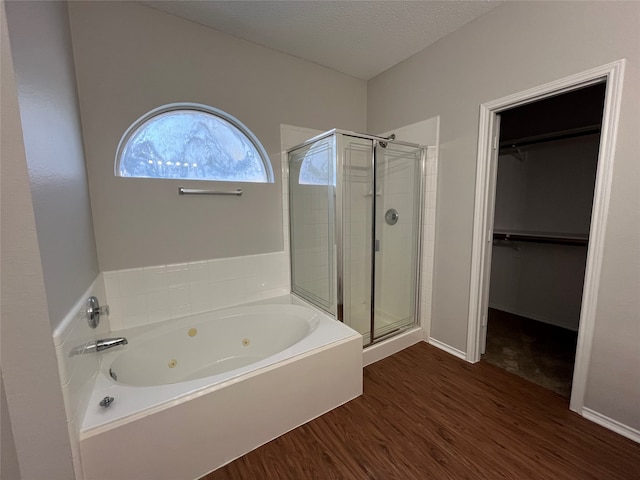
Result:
[288, 129, 424, 346]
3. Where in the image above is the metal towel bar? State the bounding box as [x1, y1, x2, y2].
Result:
[178, 187, 243, 196]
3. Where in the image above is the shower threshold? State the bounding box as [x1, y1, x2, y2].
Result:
[346, 308, 417, 346]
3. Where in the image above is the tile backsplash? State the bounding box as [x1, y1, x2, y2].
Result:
[104, 252, 290, 330]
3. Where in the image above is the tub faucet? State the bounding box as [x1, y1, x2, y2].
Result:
[69, 337, 128, 357]
[95, 337, 128, 352]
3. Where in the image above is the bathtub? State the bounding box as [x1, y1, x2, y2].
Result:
[80, 295, 362, 480]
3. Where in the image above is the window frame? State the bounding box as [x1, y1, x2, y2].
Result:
[114, 102, 274, 183]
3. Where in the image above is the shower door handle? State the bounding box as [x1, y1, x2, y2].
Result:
[375, 239, 381, 252]
[385, 208, 399, 225]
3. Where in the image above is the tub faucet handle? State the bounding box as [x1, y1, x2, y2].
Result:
[87, 296, 109, 329]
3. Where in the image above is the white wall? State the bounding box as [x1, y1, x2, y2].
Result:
[490, 245, 587, 331]
[368, 1, 640, 429]
[68, 1, 367, 272]
[494, 136, 599, 234]
[1, 3, 75, 478]
[5, 0, 99, 331]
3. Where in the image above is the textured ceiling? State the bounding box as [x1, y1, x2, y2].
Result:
[140, 1, 503, 80]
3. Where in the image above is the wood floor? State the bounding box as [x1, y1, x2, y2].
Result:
[202, 342, 640, 480]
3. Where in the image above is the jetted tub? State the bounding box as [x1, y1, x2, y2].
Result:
[107, 304, 320, 388]
[80, 295, 362, 480]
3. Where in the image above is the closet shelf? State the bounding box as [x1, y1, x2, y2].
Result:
[493, 230, 589, 247]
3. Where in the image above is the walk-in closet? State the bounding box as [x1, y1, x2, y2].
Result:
[482, 83, 607, 397]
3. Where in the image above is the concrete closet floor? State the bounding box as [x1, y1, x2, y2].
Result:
[482, 308, 578, 398]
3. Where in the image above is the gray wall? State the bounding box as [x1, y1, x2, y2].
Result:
[1, 3, 75, 478]
[68, 1, 367, 271]
[1, 376, 21, 480]
[5, 0, 99, 330]
[368, 1, 640, 429]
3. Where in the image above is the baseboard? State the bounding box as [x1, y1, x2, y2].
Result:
[363, 327, 423, 367]
[428, 337, 467, 361]
[488, 304, 579, 332]
[581, 407, 640, 444]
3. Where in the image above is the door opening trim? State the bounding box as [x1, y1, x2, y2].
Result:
[466, 59, 626, 415]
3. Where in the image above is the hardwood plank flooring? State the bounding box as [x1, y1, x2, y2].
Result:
[202, 342, 639, 480]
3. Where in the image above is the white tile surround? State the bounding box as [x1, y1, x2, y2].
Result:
[420, 146, 438, 337]
[52, 275, 110, 480]
[103, 252, 290, 331]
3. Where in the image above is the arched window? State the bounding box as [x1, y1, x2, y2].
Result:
[115, 103, 274, 183]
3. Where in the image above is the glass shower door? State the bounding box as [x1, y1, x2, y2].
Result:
[341, 136, 423, 345]
[372, 142, 423, 341]
[340, 135, 374, 342]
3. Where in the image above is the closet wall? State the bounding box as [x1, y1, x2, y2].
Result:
[490, 136, 599, 330]
[488, 84, 605, 331]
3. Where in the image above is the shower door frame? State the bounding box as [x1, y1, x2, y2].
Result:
[288, 129, 426, 347]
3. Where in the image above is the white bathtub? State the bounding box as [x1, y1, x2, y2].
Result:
[107, 305, 315, 387]
[80, 295, 362, 480]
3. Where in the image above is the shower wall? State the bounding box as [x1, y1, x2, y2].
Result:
[290, 182, 334, 309]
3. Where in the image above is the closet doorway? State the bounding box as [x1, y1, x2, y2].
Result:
[466, 60, 626, 413]
[482, 83, 606, 398]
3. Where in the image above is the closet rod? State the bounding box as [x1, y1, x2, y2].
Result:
[500, 125, 601, 150]
[493, 232, 588, 247]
